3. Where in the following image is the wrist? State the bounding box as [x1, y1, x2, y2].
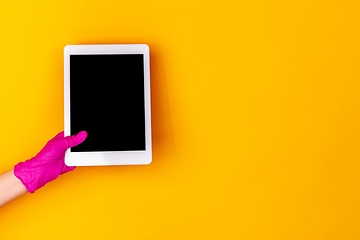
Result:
[0, 169, 28, 207]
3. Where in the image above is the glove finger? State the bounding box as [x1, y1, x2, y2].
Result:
[62, 165, 76, 174]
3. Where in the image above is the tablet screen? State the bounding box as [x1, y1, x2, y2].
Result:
[70, 54, 146, 152]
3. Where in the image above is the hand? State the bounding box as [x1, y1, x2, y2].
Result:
[14, 131, 87, 193]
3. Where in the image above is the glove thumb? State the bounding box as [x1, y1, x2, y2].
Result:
[63, 131, 88, 148]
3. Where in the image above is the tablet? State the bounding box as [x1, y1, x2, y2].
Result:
[64, 44, 152, 166]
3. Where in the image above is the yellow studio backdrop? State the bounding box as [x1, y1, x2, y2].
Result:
[1, 0, 360, 239]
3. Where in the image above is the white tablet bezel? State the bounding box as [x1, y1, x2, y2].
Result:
[64, 44, 152, 166]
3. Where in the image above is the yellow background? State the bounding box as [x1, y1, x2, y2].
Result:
[1, 0, 360, 239]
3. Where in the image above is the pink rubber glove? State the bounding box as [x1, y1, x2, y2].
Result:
[14, 131, 87, 193]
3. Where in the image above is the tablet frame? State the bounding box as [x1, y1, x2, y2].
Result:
[64, 44, 152, 166]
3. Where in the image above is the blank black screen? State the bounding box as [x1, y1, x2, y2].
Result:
[70, 54, 145, 152]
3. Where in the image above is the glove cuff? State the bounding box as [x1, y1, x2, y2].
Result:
[14, 161, 39, 194]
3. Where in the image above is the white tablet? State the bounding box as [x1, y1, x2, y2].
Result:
[64, 44, 152, 166]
